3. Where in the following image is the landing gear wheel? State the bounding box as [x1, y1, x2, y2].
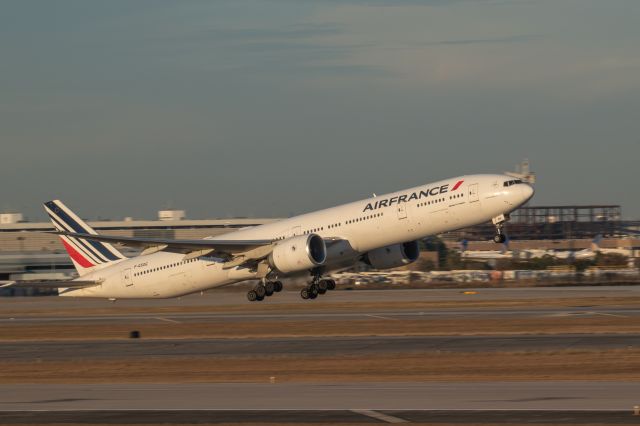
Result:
[274, 281, 283, 292]
[491, 214, 509, 245]
[264, 281, 275, 296]
[309, 284, 319, 297]
[256, 294, 264, 301]
[247, 290, 258, 302]
[327, 279, 336, 290]
[309, 291, 318, 300]
[255, 285, 266, 298]
[318, 279, 329, 293]
[300, 288, 310, 300]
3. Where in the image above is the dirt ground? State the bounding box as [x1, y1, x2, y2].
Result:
[3, 348, 639, 384]
[0, 315, 638, 341]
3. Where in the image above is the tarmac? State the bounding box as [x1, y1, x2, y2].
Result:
[2, 381, 640, 410]
[2, 410, 640, 425]
[2, 285, 639, 324]
[1, 382, 640, 424]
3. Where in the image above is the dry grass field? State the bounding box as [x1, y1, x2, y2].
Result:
[2, 349, 640, 384]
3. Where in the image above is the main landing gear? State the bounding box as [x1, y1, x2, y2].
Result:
[492, 213, 510, 244]
[300, 276, 336, 300]
[247, 280, 283, 302]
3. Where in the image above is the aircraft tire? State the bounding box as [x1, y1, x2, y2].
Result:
[264, 281, 275, 296]
[247, 290, 258, 302]
[274, 281, 283, 292]
[309, 284, 319, 297]
[255, 285, 266, 298]
[309, 291, 318, 300]
[300, 288, 310, 300]
[327, 279, 336, 290]
[318, 279, 329, 292]
[256, 294, 264, 301]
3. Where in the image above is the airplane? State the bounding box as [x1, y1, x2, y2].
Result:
[2, 174, 534, 301]
[519, 235, 603, 261]
[460, 235, 514, 260]
[543, 237, 600, 260]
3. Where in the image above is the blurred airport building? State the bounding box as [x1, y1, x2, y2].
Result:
[446, 205, 627, 241]
[0, 210, 275, 281]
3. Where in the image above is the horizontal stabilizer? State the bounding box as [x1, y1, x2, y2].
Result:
[0, 280, 101, 289]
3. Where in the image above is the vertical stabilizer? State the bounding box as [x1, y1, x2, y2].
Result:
[44, 200, 126, 276]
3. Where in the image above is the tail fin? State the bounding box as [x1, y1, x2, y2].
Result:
[44, 200, 126, 276]
[591, 234, 603, 252]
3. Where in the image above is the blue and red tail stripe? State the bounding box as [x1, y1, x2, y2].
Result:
[44, 201, 122, 262]
[44, 200, 125, 274]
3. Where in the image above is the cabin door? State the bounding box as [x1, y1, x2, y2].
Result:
[396, 203, 408, 220]
[468, 183, 479, 203]
[122, 268, 133, 287]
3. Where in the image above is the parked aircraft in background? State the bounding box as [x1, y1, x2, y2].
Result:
[519, 235, 602, 261]
[2, 175, 533, 301]
[460, 236, 514, 261]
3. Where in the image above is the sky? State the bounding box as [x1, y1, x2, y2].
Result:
[1, 0, 639, 221]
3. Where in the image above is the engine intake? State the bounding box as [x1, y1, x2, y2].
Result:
[268, 234, 326, 273]
[365, 241, 420, 270]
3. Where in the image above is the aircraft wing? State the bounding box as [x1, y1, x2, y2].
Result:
[0, 280, 101, 289]
[54, 231, 273, 254]
[53, 231, 348, 267]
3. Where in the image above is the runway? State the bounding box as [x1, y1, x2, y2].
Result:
[2, 334, 639, 360]
[2, 285, 639, 325]
[1, 410, 639, 425]
[3, 306, 640, 324]
[2, 381, 640, 410]
[3, 285, 639, 307]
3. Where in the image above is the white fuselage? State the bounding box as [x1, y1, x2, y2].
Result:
[62, 174, 533, 298]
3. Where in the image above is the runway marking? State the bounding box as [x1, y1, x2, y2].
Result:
[365, 314, 399, 321]
[154, 317, 181, 324]
[593, 312, 628, 318]
[352, 409, 407, 423]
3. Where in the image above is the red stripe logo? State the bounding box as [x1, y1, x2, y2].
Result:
[452, 180, 464, 191]
[61, 238, 95, 268]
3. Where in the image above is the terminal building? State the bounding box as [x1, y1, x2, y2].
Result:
[445, 205, 628, 241]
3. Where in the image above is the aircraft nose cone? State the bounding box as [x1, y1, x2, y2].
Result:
[520, 183, 534, 203]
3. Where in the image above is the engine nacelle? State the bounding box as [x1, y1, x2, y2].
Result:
[365, 241, 420, 270]
[268, 234, 327, 274]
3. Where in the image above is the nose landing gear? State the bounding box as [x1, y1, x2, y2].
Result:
[492, 213, 510, 244]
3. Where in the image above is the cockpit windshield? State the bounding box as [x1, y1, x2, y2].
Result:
[503, 179, 524, 187]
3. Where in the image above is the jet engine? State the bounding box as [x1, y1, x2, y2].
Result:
[268, 234, 327, 273]
[364, 241, 420, 270]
